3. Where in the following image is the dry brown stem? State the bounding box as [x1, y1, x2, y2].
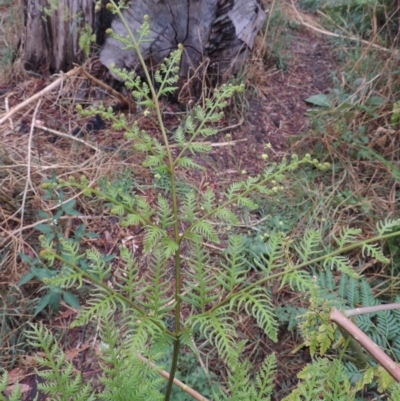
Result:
[136, 355, 210, 401]
[0, 67, 82, 125]
[330, 307, 400, 382]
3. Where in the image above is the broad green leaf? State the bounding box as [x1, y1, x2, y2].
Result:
[305, 94, 331, 108]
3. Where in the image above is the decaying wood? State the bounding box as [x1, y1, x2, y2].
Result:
[100, 0, 266, 81]
[24, 0, 94, 72]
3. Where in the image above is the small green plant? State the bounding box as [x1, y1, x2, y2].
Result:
[9, 3, 400, 401]
[18, 193, 98, 315]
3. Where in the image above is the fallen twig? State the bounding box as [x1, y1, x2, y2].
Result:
[77, 64, 132, 109]
[136, 355, 210, 401]
[0, 67, 82, 125]
[33, 122, 100, 152]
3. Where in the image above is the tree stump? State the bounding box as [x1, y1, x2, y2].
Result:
[23, 0, 112, 73]
[22, 0, 265, 90]
[100, 0, 266, 81]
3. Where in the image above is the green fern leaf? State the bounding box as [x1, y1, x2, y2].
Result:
[362, 243, 390, 264]
[193, 310, 236, 360]
[233, 288, 278, 342]
[175, 157, 204, 170]
[333, 227, 362, 247]
[190, 220, 219, 243]
[376, 219, 400, 235]
[214, 207, 240, 225]
[295, 230, 322, 262]
[143, 226, 166, 253]
[200, 187, 216, 212]
[255, 353, 277, 400]
[181, 242, 220, 310]
[323, 255, 360, 279]
[217, 235, 248, 291]
[121, 213, 145, 227]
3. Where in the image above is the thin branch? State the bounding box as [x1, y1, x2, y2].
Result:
[0, 67, 82, 125]
[344, 303, 400, 318]
[33, 122, 100, 152]
[330, 307, 400, 382]
[77, 64, 132, 109]
[137, 355, 210, 401]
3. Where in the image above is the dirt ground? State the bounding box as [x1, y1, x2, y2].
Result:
[0, 3, 341, 399]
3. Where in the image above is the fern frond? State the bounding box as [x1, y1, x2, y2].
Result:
[175, 157, 204, 170]
[141, 247, 174, 315]
[99, 334, 164, 401]
[346, 276, 360, 307]
[376, 219, 400, 235]
[25, 323, 95, 401]
[143, 154, 165, 168]
[181, 242, 220, 311]
[225, 181, 244, 201]
[71, 287, 119, 327]
[155, 194, 174, 229]
[333, 227, 362, 247]
[255, 353, 277, 400]
[113, 246, 149, 301]
[185, 142, 212, 153]
[121, 213, 146, 227]
[135, 195, 154, 220]
[200, 187, 216, 212]
[181, 191, 198, 222]
[323, 255, 360, 279]
[362, 243, 390, 264]
[360, 279, 378, 307]
[172, 125, 184, 145]
[251, 232, 285, 275]
[377, 310, 398, 341]
[295, 230, 322, 262]
[192, 310, 236, 360]
[216, 235, 248, 292]
[281, 270, 314, 292]
[233, 287, 278, 342]
[0, 371, 21, 401]
[214, 207, 240, 225]
[143, 226, 167, 253]
[235, 195, 259, 210]
[283, 359, 354, 401]
[190, 220, 219, 243]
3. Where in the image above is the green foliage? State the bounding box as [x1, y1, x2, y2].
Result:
[283, 358, 355, 401]
[12, 5, 400, 401]
[25, 323, 95, 401]
[299, 0, 398, 44]
[213, 344, 277, 401]
[18, 195, 97, 315]
[78, 24, 96, 58]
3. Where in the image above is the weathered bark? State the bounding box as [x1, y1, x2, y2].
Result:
[100, 0, 265, 80]
[23, 0, 111, 73]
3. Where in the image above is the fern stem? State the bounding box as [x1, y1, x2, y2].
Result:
[103, 6, 183, 398]
[203, 229, 400, 318]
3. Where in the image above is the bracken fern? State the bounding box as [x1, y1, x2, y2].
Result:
[12, 2, 400, 400]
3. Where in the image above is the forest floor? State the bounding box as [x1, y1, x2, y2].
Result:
[1, 0, 399, 400]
